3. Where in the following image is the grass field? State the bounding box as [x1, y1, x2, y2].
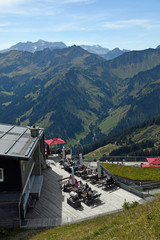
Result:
[101, 163, 160, 181]
[1, 197, 159, 240]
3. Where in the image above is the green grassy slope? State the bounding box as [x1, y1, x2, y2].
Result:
[2, 198, 160, 240]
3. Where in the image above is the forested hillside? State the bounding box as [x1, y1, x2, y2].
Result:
[83, 116, 160, 159]
[0, 46, 160, 150]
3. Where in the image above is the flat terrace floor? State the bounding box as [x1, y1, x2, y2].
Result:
[25, 156, 142, 228]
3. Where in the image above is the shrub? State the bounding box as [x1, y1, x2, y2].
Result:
[123, 200, 139, 210]
[0, 228, 9, 238]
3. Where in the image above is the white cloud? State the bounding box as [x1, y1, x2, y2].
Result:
[0, 2, 61, 16]
[0, 0, 27, 7]
[0, 22, 11, 27]
[102, 19, 160, 30]
[0, 22, 85, 33]
[0, 0, 95, 17]
[63, 0, 94, 3]
[44, 0, 94, 4]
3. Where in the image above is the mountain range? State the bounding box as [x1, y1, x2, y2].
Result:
[0, 40, 67, 53]
[0, 44, 160, 150]
[0, 40, 130, 61]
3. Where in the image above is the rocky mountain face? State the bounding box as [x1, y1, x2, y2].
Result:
[0, 45, 160, 149]
[0, 40, 67, 53]
[80, 44, 110, 55]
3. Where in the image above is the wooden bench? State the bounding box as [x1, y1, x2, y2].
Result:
[104, 180, 116, 188]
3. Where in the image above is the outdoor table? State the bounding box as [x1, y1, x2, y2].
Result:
[76, 170, 83, 176]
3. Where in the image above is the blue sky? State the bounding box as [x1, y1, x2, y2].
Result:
[0, 0, 160, 50]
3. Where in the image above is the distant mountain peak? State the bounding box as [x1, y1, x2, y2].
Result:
[1, 40, 67, 53]
[80, 44, 110, 55]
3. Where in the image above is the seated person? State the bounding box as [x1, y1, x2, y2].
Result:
[108, 176, 113, 183]
[87, 191, 91, 199]
[110, 176, 113, 182]
[91, 191, 95, 198]
[85, 183, 89, 189]
[70, 191, 78, 201]
[69, 160, 73, 165]
[106, 176, 114, 185]
[75, 179, 78, 184]
[79, 180, 83, 187]
[66, 180, 71, 186]
[65, 162, 69, 167]
[96, 193, 101, 197]
[63, 180, 71, 190]
[82, 189, 87, 195]
[78, 166, 81, 171]
[82, 164, 86, 169]
[73, 165, 76, 171]
[106, 177, 110, 184]
[74, 182, 79, 187]
[87, 186, 91, 192]
[87, 169, 92, 175]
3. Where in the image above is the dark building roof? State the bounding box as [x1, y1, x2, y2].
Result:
[0, 123, 44, 160]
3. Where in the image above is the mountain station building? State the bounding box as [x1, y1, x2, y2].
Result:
[0, 123, 45, 228]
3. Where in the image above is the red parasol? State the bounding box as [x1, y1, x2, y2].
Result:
[45, 138, 66, 145]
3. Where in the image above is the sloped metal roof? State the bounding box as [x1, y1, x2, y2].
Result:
[0, 124, 44, 160]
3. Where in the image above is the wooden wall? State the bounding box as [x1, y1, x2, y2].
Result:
[0, 202, 20, 228]
[0, 159, 21, 191]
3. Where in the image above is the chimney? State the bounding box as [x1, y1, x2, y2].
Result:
[30, 125, 39, 137]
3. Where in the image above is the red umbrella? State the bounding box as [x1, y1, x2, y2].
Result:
[45, 138, 66, 145]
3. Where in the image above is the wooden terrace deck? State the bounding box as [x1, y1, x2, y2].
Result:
[24, 155, 142, 228]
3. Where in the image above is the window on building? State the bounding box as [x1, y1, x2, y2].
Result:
[0, 168, 4, 182]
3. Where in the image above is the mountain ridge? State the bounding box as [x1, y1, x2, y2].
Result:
[2, 39, 160, 62]
[0, 40, 67, 53]
[0, 40, 132, 61]
[0, 45, 160, 150]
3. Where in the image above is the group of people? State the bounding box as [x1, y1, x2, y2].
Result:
[63, 176, 101, 203]
[60, 157, 86, 173]
[60, 156, 115, 205]
[83, 183, 101, 201]
[60, 157, 97, 178]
